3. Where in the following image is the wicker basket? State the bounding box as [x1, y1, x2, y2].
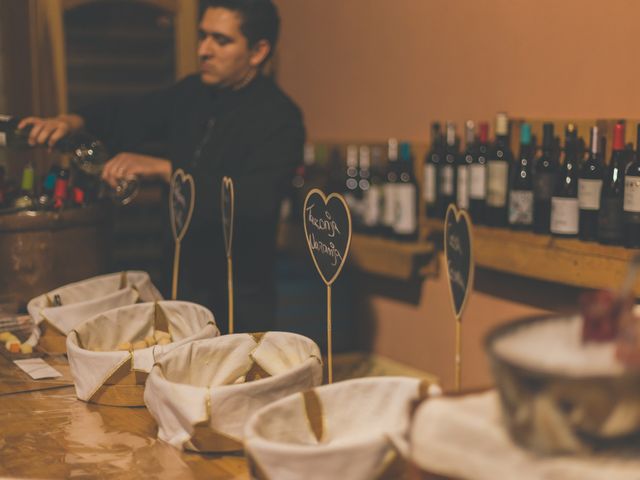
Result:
[243, 377, 434, 480]
[67, 301, 219, 407]
[144, 332, 323, 452]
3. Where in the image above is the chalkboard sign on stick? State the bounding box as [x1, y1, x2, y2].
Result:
[221, 176, 235, 333]
[303, 189, 352, 384]
[169, 169, 195, 300]
[444, 204, 475, 391]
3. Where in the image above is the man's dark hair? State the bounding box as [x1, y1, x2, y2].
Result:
[200, 0, 280, 56]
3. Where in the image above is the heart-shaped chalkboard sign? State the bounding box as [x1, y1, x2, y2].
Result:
[303, 189, 352, 286]
[221, 176, 234, 258]
[170, 169, 195, 243]
[444, 204, 475, 319]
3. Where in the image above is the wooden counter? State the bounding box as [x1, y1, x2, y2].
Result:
[0, 353, 437, 479]
[0, 354, 249, 479]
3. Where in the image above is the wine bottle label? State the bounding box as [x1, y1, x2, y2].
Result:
[486, 160, 508, 207]
[469, 164, 486, 199]
[393, 183, 417, 234]
[550, 196, 579, 234]
[534, 172, 554, 200]
[578, 178, 602, 210]
[363, 185, 381, 227]
[382, 183, 397, 227]
[423, 164, 436, 203]
[344, 192, 361, 220]
[280, 197, 292, 221]
[508, 190, 533, 225]
[456, 165, 469, 209]
[440, 165, 454, 196]
[0, 115, 13, 146]
[21, 166, 34, 191]
[624, 175, 640, 213]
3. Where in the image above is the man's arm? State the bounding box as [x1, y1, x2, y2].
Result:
[18, 112, 172, 186]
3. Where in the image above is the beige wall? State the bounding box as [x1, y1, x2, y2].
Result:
[274, 0, 631, 390]
[275, 0, 640, 142]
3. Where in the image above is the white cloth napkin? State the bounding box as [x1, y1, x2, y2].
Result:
[410, 391, 640, 480]
[67, 301, 218, 402]
[27, 271, 162, 327]
[144, 332, 323, 452]
[244, 376, 431, 480]
[26, 271, 162, 346]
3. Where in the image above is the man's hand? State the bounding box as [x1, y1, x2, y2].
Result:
[102, 153, 172, 187]
[18, 114, 85, 149]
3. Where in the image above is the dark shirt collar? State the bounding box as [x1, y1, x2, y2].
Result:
[208, 74, 266, 113]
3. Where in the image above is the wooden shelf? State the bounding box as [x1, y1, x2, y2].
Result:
[278, 223, 436, 280]
[426, 218, 640, 295]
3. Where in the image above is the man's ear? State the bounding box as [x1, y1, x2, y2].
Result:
[249, 39, 271, 67]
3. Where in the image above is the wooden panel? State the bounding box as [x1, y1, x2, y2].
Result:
[426, 219, 640, 296]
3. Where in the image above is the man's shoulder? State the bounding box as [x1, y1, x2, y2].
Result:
[251, 76, 303, 123]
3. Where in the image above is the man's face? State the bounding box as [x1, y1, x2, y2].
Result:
[198, 7, 257, 88]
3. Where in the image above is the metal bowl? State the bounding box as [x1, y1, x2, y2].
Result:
[485, 314, 640, 454]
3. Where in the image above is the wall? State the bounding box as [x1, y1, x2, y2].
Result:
[275, 0, 640, 143]
[273, 0, 633, 389]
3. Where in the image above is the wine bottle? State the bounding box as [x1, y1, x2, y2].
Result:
[53, 155, 71, 210]
[469, 121, 489, 224]
[13, 160, 36, 210]
[623, 124, 640, 248]
[343, 144, 360, 226]
[0, 115, 33, 149]
[486, 112, 512, 227]
[598, 122, 626, 245]
[393, 142, 418, 241]
[438, 121, 457, 217]
[0, 114, 79, 151]
[363, 145, 384, 234]
[0, 165, 7, 208]
[424, 122, 442, 219]
[508, 123, 534, 229]
[381, 138, 399, 237]
[457, 121, 474, 211]
[550, 124, 580, 237]
[356, 145, 372, 233]
[578, 127, 604, 242]
[533, 123, 558, 234]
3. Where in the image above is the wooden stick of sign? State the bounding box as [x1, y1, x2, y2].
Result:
[303, 189, 352, 384]
[221, 177, 235, 334]
[169, 169, 196, 300]
[443, 204, 475, 391]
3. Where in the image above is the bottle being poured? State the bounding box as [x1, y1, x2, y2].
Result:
[580, 254, 640, 367]
[0, 115, 138, 206]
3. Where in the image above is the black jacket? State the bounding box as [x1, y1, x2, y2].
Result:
[80, 74, 305, 331]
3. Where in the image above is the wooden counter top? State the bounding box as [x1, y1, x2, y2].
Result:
[0, 354, 249, 479]
[0, 352, 437, 479]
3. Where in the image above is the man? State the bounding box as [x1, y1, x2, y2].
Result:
[21, 0, 305, 333]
